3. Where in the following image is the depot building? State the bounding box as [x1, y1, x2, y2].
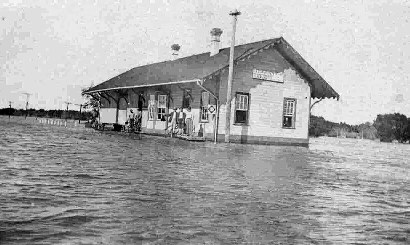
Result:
[83, 29, 339, 146]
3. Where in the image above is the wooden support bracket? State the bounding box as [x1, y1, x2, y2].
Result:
[310, 98, 323, 110]
[98, 92, 111, 105]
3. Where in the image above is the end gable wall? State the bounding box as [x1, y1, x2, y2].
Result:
[217, 46, 311, 140]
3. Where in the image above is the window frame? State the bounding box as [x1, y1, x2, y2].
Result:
[234, 92, 250, 125]
[282, 98, 297, 129]
[157, 94, 168, 121]
[200, 91, 210, 122]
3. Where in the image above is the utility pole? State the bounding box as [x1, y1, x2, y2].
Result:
[8, 101, 12, 120]
[74, 103, 82, 124]
[64, 101, 71, 121]
[224, 9, 241, 143]
[22, 93, 31, 119]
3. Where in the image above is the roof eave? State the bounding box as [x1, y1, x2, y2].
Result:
[82, 79, 203, 94]
[276, 37, 339, 101]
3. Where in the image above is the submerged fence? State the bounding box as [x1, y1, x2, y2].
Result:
[36, 117, 86, 128]
[0, 115, 93, 131]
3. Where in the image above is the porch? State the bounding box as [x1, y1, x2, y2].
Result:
[94, 79, 220, 142]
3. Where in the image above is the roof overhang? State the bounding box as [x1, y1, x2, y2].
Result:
[275, 38, 339, 100]
[82, 79, 202, 95]
[83, 37, 339, 101]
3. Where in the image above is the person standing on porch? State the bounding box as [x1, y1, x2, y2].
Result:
[135, 92, 145, 131]
[168, 107, 178, 137]
[177, 107, 186, 135]
[137, 92, 145, 113]
[135, 111, 142, 132]
[128, 109, 135, 132]
[185, 106, 194, 136]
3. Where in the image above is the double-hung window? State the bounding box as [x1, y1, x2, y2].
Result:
[200, 91, 210, 122]
[235, 92, 249, 124]
[157, 95, 167, 121]
[283, 98, 296, 128]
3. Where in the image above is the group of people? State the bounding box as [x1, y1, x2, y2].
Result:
[167, 107, 194, 137]
[125, 106, 196, 136]
[126, 109, 142, 132]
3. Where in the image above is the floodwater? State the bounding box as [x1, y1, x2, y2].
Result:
[0, 116, 409, 245]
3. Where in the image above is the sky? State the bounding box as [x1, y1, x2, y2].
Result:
[1, 0, 409, 124]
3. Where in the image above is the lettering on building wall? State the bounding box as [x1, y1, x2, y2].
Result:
[252, 69, 284, 83]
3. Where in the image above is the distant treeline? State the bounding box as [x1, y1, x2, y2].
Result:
[310, 113, 410, 143]
[0, 108, 94, 121]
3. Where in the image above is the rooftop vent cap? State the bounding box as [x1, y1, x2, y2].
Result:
[171, 44, 181, 60]
[210, 28, 223, 56]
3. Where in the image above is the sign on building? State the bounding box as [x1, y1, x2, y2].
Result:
[252, 69, 284, 83]
[208, 104, 216, 114]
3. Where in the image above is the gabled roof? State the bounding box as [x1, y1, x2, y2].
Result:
[84, 37, 339, 100]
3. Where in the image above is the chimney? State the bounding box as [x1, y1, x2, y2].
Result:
[210, 28, 223, 56]
[171, 44, 181, 60]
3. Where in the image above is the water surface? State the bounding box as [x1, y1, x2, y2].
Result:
[0, 116, 409, 244]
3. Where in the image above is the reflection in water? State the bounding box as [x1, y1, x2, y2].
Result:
[0, 116, 409, 244]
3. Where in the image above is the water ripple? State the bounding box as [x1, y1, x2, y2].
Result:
[0, 117, 409, 244]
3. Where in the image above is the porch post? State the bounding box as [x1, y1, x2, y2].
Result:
[196, 79, 219, 144]
[115, 97, 119, 124]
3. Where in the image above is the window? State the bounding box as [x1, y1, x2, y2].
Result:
[235, 93, 249, 124]
[283, 98, 296, 128]
[200, 91, 210, 121]
[157, 95, 167, 121]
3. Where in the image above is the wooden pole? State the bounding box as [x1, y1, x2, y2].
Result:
[214, 102, 219, 144]
[115, 98, 119, 124]
[8, 101, 12, 120]
[75, 103, 82, 124]
[64, 101, 71, 122]
[22, 93, 31, 119]
[224, 9, 241, 143]
[79, 104, 82, 124]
